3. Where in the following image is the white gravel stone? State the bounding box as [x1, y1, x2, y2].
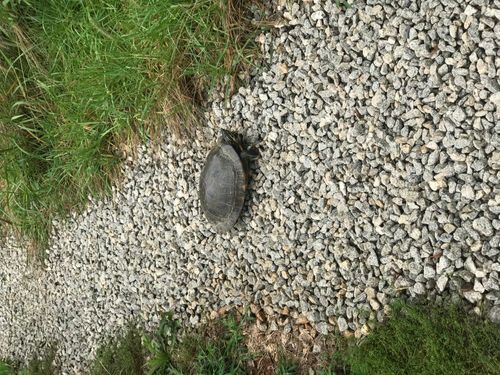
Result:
[464, 257, 477, 274]
[337, 317, 348, 332]
[473, 279, 485, 293]
[461, 185, 475, 200]
[463, 291, 483, 304]
[452, 107, 466, 123]
[488, 306, 500, 324]
[464, 5, 477, 16]
[437, 257, 451, 275]
[316, 322, 329, 335]
[423, 266, 436, 279]
[436, 275, 449, 293]
[472, 217, 494, 237]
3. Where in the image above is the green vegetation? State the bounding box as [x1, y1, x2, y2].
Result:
[91, 313, 250, 374]
[331, 302, 500, 375]
[92, 325, 145, 375]
[144, 313, 250, 374]
[0, 362, 13, 375]
[275, 354, 299, 375]
[0, 0, 257, 246]
[18, 349, 57, 375]
[2, 302, 499, 374]
[1, 347, 56, 375]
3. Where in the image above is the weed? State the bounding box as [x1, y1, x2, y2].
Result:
[0, 362, 14, 375]
[20, 346, 57, 375]
[146, 312, 251, 374]
[144, 312, 180, 374]
[0, 347, 57, 375]
[92, 324, 145, 375]
[275, 354, 299, 375]
[336, 1, 352, 10]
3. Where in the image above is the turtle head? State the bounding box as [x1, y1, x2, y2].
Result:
[219, 129, 259, 160]
[219, 129, 243, 151]
[219, 129, 241, 146]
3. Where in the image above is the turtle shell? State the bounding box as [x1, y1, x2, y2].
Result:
[199, 143, 247, 232]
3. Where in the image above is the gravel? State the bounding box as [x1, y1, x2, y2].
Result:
[1, 0, 499, 372]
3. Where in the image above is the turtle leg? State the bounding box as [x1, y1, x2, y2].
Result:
[241, 146, 259, 161]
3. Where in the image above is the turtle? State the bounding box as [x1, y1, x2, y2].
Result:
[199, 129, 257, 232]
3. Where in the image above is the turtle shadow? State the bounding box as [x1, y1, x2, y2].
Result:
[238, 137, 261, 230]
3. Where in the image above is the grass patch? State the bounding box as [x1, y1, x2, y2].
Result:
[0, 0, 258, 247]
[0, 362, 14, 375]
[20, 348, 57, 375]
[92, 324, 145, 375]
[91, 313, 251, 375]
[331, 302, 500, 375]
[145, 312, 251, 374]
[0, 346, 57, 375]
[275, 354, 299, 375]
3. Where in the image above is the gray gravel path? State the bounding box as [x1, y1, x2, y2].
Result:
[1, 0, 499, 372]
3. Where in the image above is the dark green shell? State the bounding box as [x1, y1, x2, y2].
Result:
[199, 143, 247, 232]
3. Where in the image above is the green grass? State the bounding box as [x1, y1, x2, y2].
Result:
[92, 324, 145, 375]
[145, 313, 251, 374]
[0, 347, 57, 375]
[275, 354, 299, 375]
[90, 313, 251, 375]
[331, 302, 500, 375]
[19, 348, 57, 375]
[0, 362, 14, 375]
[0, 0, 257, 246]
